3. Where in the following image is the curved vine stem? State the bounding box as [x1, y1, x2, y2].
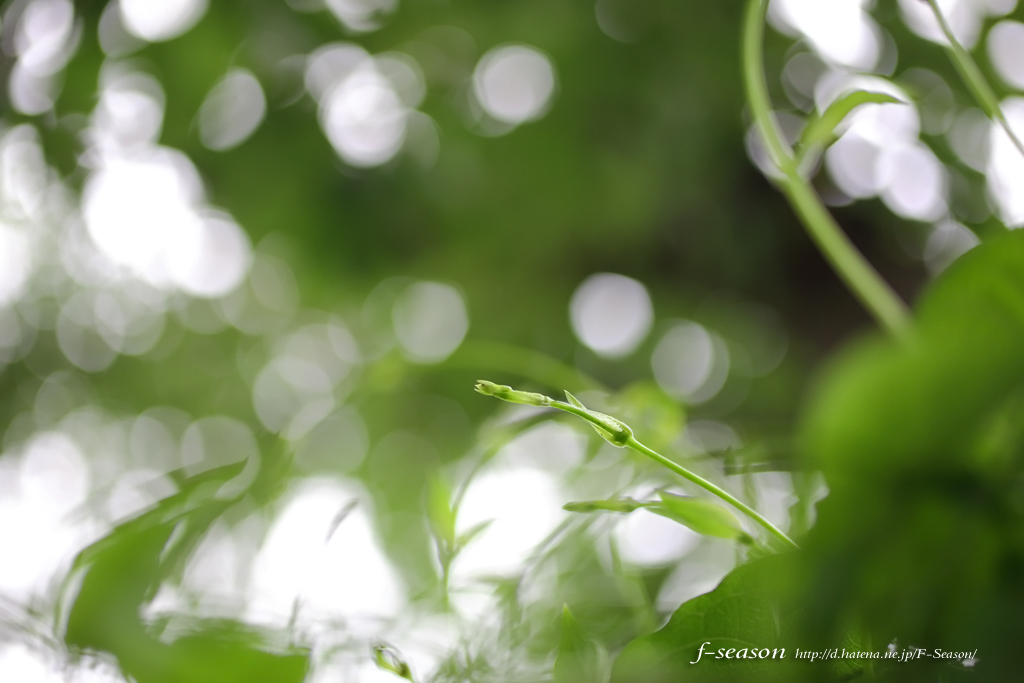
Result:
[474, 380, 800, 550]
[924, 0, 1024, 161]
[624, 437, 798, 550]
[742, 0, 912, 342]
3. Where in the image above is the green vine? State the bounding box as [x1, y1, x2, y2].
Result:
[742, 0, 912, 342]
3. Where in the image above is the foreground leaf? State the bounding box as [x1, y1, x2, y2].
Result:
[610, 555, 800, 683]
[62, 463, 309, 683]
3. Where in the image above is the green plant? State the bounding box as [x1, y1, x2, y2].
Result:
[4, 0, 1023, 682]
[474, 380, 796, 550]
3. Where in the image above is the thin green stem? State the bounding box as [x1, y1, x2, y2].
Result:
[549, 399, 798, 549]
[925, 0, 1024, 161]
[742, 0, 912, 342]
[625, 437, 799, 551]
[475, 380, 799, 549]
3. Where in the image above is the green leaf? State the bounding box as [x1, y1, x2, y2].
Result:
[62, 462, 310, 683]
[563, 391, 633, 447]
[554, 605, 609, 683]
[610, 555, 800, 683]
[564, 390, 587, 409]
[456, 519, 493, 550]
[648, 492, 747, 541]
[794, 229, 1024, 676]
[374, 644, 415, 681]
[799, 90, 903, 151]
[563, 497, 644, 513]
[426, 476, 456, 549]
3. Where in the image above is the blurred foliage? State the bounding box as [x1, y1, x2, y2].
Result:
[1, 0, 1024, 682]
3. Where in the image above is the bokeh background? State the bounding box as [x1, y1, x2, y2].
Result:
[0, 0, 1023, 681]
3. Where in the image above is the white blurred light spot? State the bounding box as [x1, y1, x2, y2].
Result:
[782, 52, 827, 107]
[825, 132, 881, 198]
[0, 432, 93, 602]
[987, 98, 1024, 227]
[656, 545, 736, 611]
[924, 220, 980, 274]
[92, 78, 165, 152]
[878, 143, 947, 221]
[92, 289, 166, 356]
[120, 0, 208, 42]
[652, 321, 730, 404]
[84, 150, 200, 278]
[171, 213, 252, 297]
[179, 521, 245, 613]
[947, 108, 991, 172]
[15, 0, 76, 76]
[772, 0, 880, 69]
[305, 43, 370, 102]
[321, 63, 407, 167]
[21, 431, 90, 513]
[988, 21, 1024, 91]
[8, 0, 78, 116]
[105, 468, 176, 522]
[376, 52, 427, 108]
[0, 645, 62, 683]
[679, 420, 742, 455]
[897, 0, 1005, 50]
[253, 324, 358, 434]
[295, 407, 369, 473]
[818, 77, 948, 221]
[500, 422, 586, 474]
[8, 64, 56, 115]
[57, 292, 119, 372]
[0, 224, 32, 307]
[198, 69, 267, 151]
[97, 0, 146, 57]
[83, 150, 251, 296]
[181, 416, 259, 476]
[473, 45, 556, 126]
[326, 0, 397, 33]
[453, 467, 565, 578]
[249, 479, 403, 622]
[570, 273, 653, 358]
[614, 508, 701, 566]
[392, 281, 468, 364]
[130, 414, 180, 470]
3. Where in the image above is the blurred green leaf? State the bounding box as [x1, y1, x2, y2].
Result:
[564, 498, 645, 514]
[563, 391, 633, 448]
[62, 462, 309, 683]
[554, 605, 608, 683]
[427, 475, 457, 550]
[374, 643, 415, 681]
[798, 91, 903, 152]
[648, 492, 748, 542]
[610, 555, 800, 683]
[456, 519, 493, 551]
[796, 229, 1024, 679]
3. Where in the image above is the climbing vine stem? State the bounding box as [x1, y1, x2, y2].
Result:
[924, 0, 1024, 160]
[742, 0, 912, 342]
